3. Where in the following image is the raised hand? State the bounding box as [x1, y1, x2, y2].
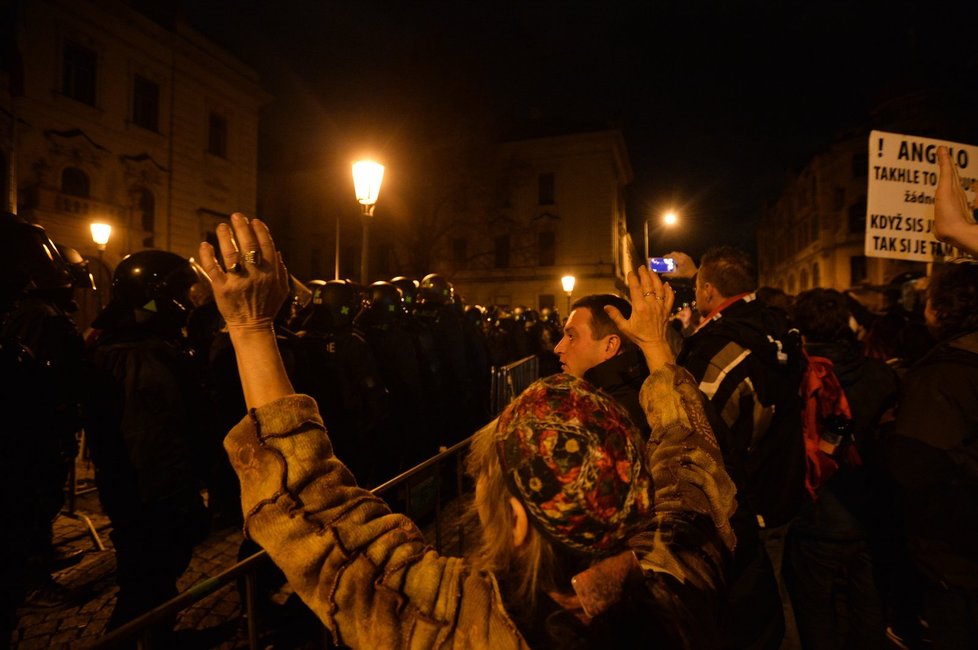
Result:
[604, 266, 675, 371]
[934, 146, 978, 257]
[197, 213, 290, 332]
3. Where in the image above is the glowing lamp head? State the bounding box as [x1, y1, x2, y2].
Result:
[561, 275, 576, 294]
[352, 161, 385, 214]
[663, 211, 678, 226]
[91, 222, 112, 250]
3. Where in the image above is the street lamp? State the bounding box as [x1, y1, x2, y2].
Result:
[90, 222, 112, 309]
[644, 210, 680, 262]
[352, 160, 385, 285]
[561, 274, 576, 317]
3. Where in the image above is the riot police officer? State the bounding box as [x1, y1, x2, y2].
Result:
[83, 250, 210, 635]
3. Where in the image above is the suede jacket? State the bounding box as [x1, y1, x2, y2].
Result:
[225, 364, 736, 648]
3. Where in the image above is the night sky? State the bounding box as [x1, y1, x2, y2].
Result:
[182, 0, 977, 258]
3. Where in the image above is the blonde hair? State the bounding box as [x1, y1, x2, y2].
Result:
[465, 421, 560, 612]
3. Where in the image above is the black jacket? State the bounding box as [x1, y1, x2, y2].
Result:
[583, 347, 650, 444]
[677, 294, 805, 528]
[887, 330, 978, 590]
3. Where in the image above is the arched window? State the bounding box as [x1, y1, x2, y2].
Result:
[788, 273, 797, 294]
[800, 268, 809, 291]
[812, 262, 820, 288]
[61, 167, 90, 198]
[134, 187, 155, 247]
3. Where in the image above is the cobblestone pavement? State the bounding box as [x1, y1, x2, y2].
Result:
[9, 460, 474, 649]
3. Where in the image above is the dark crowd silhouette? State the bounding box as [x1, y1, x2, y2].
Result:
[2, 175, 977, 649]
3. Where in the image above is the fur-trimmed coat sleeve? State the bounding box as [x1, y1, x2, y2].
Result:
[224, 394, 528, 649]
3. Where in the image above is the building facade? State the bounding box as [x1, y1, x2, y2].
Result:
[1, 0, 266, 327]
[441, 129, 634, 311]
[757, 86, 978, 301]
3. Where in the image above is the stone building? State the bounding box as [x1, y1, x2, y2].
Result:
[756, 86, 977, 301]
[438, 128, 634, 311]
[1, 0, 266, 327]
[755, 130, 923, 295]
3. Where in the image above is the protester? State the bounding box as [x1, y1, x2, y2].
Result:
[934, 146, 978, 258]
[554, 294, 651, 441]
[886, 261, 978, 649]
[673, 246, 805, 649]
[786, 288, 900, 649]
[203, 213, 735, 648]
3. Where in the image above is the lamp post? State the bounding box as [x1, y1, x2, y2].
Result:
[561, 274, 576, 318]
[352, 160, 385, 285]
[644, 210, 680, 261]
[90, 222, 112, 309]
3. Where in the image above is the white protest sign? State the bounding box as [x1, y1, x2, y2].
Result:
[865, 130, 977, 261]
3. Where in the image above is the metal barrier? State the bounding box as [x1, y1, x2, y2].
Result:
[91, 433, 476, 649]
[489, 355, 540, 415]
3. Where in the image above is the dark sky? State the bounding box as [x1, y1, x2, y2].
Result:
[182, 0, 978, 257]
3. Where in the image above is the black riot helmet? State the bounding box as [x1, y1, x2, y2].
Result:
[93, 250, 203, 329]
[55, 244, 97, 290]
[465, 304, 486, 328]
[358, 281, 402, 326]
[0, 213, 72, 304]
[309, 279, 361, 331]
[420, 273, 453, 306]
[390, 276, 420, 312]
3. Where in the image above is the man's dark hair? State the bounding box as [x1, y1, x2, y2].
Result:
[570, 294, 634, 349]
[927, 262, 978, 340]
[699, 246, 756, 297]
[793, 288, 853, 343]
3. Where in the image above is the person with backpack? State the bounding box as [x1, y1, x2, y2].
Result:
[673, 246, 805, 649]
[786, 288, 900, 649]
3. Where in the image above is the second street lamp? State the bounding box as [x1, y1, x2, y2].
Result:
[352, 160, 385, 285]
[561, 274, 576, 319]
[90, 222, 112, 310]
[644, 210, 680, 261]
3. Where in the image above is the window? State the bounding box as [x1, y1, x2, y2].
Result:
[538, 231, 555, 266]
[62, 41, 97, 105]
[207, 111, 228, 157]
[850, 255, 867, 285]
[812, 262, 820, 288]
[132, 75, 160, 131]
[61, 167, 90, 197]
[452, 237, 468, 268]
[494, 235, 510, 268]
[134, 187, 155, 247]
[810, 216, 819, 243]
[538, 172, 555, 205]
[852, 153, 867, 178]
[848, 196, 867, 233]
[800, 268, 809, 291]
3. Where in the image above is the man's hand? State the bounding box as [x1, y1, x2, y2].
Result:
[661, 251, 697, 279]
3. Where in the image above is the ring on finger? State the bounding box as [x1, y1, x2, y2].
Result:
[243, 249, 262, 266]
[229, 262, 245, 275]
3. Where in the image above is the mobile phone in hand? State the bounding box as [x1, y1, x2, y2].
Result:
[648, 257, 676, 273]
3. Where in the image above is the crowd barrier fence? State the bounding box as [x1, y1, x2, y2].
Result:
[90, 357, 542, 649]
